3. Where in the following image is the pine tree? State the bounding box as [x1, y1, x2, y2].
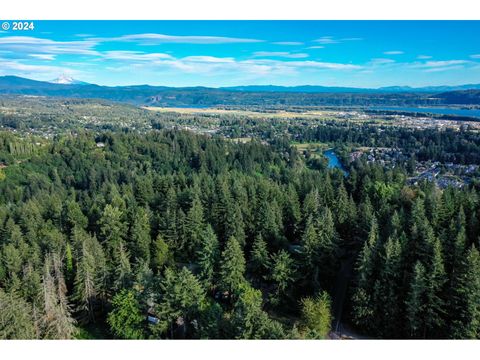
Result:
[423, 235, 447, 337]
[108, 289, 144, 339]
[231, 283, 285, 339]
[156, 267, 206, 338]
[406, 261, 426, 338]
[64, 242, 74, 286]
[219, 236, 246, 295]
[73, 231, 102, 324]
[270, 250, 296, 303]
[161, 186, 178, 248]
[250, 234, 270, 276]
[64, 199, 88, 233]
[0, 289, 37, 339]
[185, 193, 205, 255]
[225, 202, 246, 247]
[300, 291, 332, 339]
[375, 235, 403, 338]
[352, 217, 378, 333]
[283, 184, 301, 242]
[449, 245, 480, 339]
[302, 189, 320, 224]
[211, 177, 232, 242]
[113, 242, 133, 291]
[130, 207, 152, 264]
[152, 234, 171, 272]
[196, 225, 219, 289]
[99, 204, 126, 262]
[40, 253, 76, 339]
[315, 206, 338, 284]
[334, 183, 349, 226]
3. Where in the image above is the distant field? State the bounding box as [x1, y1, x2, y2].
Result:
[292, 142, 330, 151]
[143, 106, 336, 119]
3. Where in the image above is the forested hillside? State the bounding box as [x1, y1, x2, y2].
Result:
[1, 129, 479, 339]
[2, 76, 480, 107]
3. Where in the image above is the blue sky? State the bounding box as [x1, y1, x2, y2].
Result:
[0, 20, 480, 87]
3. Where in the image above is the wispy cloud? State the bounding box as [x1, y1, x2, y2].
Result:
[419, 60, 469, 68]
[417, 55, 432, 59]
[104, 51, 174, 61]
[470, 54, 480, 59]
[0, 59, 81, 78]
[424, 66, 466, 73]
[29, 54, 56, 61]
[103, 53, 361, 77]
[410, 59, 473, 73]
[100, 33, 263, 44]
[313, 36, 362, 45]
[252, 51, 308, 59]
[0, 36, 99, 56]
[307, 46, 324, 49]
[369, 58, 396, 66]
[314, 36, 338, 44]
[383, 51, 404, 55]
[272, 41, 303, 46]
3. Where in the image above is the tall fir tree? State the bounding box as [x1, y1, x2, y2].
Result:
[219, 236, 246, 295]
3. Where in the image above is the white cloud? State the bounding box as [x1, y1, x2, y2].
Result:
[420, 60, 469, 68]
[0, 36, 100, 56]
[29, 54, 56, 61]
[383, 51, 404, 55]
[314, 36, 338, 44]
[101, 33, 263, 44]
[252, 51, 308, 59]
[307, 46, 324, 49]
[424, 66, 465, 73]
[272, 42, 303, 46]
[417, 55, 432, 59]
[287, 60, 361, 70]
[470, 54, 480, 59]
[313, 36, 362, 45]
[0, 59, 81, 78]
[104, 51, 174, 61]
[103, 54, 361, 78]
[369, 58, 396, 65]
[409, 59, 474, 73]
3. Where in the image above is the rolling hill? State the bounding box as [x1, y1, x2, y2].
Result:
[1, 76, 480, 107]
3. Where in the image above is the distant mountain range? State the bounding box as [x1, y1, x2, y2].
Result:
[0, 75, 480, 107]
[221, 84, 480, 93]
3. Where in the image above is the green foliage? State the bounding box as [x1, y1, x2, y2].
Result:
[152, 234, 171, 271]
[0, 289, 37, 339]
[250, 234, 270, 275]
[108, 289, 145, 339]
[270, 249, 296, 302]
[130, 207, 152, 264]
[196, 225, 219, 288]
[0, 124, 480, 339]
[154, 267, 205, 338]
[449, 246, 480, 338]
[219, 237, 246, 294]
[300, 291, 332, 339]
[231, 283, 285, 339]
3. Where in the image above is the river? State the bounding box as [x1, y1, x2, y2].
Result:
[368, 106, 480, 119]
[323, 149, 348, 176]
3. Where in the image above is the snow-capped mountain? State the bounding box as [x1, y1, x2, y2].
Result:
[49, 74, 89, 85]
